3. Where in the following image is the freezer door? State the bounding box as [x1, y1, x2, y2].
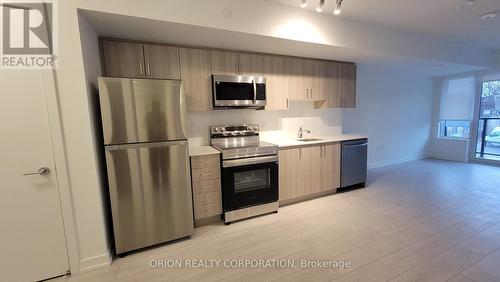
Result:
[105, 140, 194, 254]
[98, 77, 187, 145]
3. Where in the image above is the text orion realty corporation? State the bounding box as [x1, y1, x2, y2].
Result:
[1, 0, 57, 69]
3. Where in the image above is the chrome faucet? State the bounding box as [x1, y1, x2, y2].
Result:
[298, 125, 311, 139]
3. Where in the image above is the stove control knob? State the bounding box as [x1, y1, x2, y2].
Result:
[253, 125, 259, 131]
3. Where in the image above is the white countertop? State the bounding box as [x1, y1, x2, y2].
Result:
[189, 145, 220, 157]
[261, 134, 367, 148]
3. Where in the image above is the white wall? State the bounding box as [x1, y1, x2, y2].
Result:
[77, 15, 112, 270]
[342, 65, 434, 168]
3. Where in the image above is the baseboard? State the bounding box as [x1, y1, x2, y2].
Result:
[79, 249, 112, 273]
[368, 157, 423, 169]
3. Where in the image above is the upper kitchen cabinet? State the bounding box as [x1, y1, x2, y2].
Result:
[267, 55, 291, 110]
[305, 59, 327, 101]
[210, 50, 239, 75]
[289, 57, 309, 101]
[143, 44, 181, 79]
[179, 48, 212, 112]
[101, 40, 181, 80]
[341, 63, 357, 108]
[239, 53, 272, 76]
[101, 40, 146, 78]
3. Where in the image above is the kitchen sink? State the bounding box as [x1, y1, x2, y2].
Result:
[296, 138, 324, 142]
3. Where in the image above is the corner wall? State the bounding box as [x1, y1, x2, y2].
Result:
[342, 65, 434, 168]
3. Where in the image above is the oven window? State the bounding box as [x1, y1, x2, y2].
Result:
[234, 168, 270, 193]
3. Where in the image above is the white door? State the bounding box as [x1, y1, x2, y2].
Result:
[0, 70, 69, 281]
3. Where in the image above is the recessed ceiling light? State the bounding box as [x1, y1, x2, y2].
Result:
[316, 0, 325, 12]
[481, 12, 497, 20]
[457, 0, 475, 9]
[300, 0, 307, 8]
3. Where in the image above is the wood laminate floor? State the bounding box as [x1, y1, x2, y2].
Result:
[57, 159, 500, 282]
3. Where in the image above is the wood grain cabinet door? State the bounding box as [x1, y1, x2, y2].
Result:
[102, 40, 145, 78]
[342, 63, 357, 108]
[278, 148, 301, 201]
[328, 62, 343, 108]
[267, 55, 290, 110]
[179, 48, 212, 112]
[143, 44, 181, 79]
[210, 50, 239, 75]
[322, 144, 341, 191]
[289, 58, 309, 101]
[300, 146, 323, 196]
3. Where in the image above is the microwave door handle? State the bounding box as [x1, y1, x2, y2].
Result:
[252, 79, 257, 104]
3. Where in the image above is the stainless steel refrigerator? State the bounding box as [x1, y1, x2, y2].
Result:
[98, 77, 194, 254]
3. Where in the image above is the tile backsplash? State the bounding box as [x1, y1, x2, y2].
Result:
[187, 101, 342, 145]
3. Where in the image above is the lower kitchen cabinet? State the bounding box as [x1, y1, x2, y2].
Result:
[322, 144, 341, 191]
[278, 148, 301, 201]
[190, 154, 222, 221]
[300, 146, 323, 195]
[279, 143, 341, 203]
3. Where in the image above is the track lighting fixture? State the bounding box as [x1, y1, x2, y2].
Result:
[300, 0, 307, 8]
[334, 0, 342, 15]
[316, 0, 325, 12]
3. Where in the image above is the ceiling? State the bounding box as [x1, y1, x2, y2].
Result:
[272, 0, 500, 50]
[81, 10, 484, 76]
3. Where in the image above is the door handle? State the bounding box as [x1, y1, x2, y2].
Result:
[23, 167, 51, 176]
[252, 79, 257, 104]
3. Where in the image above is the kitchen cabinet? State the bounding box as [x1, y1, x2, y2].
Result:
[179, 48, 212, 112]
[143, 44, 181, 79]
[306, 59, 327, 101]
[279, 143, 341, 203]
[300, 146, 323, 195]
[101, 40, 145, 78]
[101, 40, 181, 80]
[267, 56, 291, 110]
[314, 61, 342, 109]
[278, 148, 301, 201]
[211, 50, 239, 75]
[190, 154, 222, 221]
[239, 53, 272, 76]
[322, 144, 341, 191]
[341, 63, 357, 108]
[289, 58, 309, 101]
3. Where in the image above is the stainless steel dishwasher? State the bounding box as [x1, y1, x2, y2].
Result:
[341, 139, 368, 188]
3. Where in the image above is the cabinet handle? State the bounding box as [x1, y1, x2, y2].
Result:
[146, 62, 151, 76]
[320, 146, 323, 158]
[139, 61, 144, 76]
[310, 89, 313, 99]
[299, 148, 302, 160]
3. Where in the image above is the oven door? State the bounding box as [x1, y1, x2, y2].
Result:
[212, 75, 266, 108]
[221, 156, 278, 212]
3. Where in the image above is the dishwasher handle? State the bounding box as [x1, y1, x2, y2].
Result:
[343, 143, 368, 148]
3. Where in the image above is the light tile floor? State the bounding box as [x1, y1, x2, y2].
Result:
[56, 159, 500, 282]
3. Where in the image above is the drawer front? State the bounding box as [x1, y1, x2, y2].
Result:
[194, 191, 222, 219]
[191, 154, 220, 169]
[192, 166, 220, 182]
[192, 179, 221, 195]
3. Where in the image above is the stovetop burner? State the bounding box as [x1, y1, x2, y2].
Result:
[210, 124, 278, 160]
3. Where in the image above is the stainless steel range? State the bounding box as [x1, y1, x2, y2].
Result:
[211, 124, 279, 224]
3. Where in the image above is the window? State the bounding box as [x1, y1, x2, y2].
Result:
[438, 120, 470, 139]
[475, 79, 500, 160]
[438, 77, 475, 139]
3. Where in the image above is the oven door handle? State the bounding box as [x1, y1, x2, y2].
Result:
[223, 155, 278, 168]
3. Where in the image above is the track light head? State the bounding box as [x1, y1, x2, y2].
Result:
[316, 0, 325, 12]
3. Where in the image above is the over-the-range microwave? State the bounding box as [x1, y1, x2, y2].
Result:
[212, 75, 266, 109]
